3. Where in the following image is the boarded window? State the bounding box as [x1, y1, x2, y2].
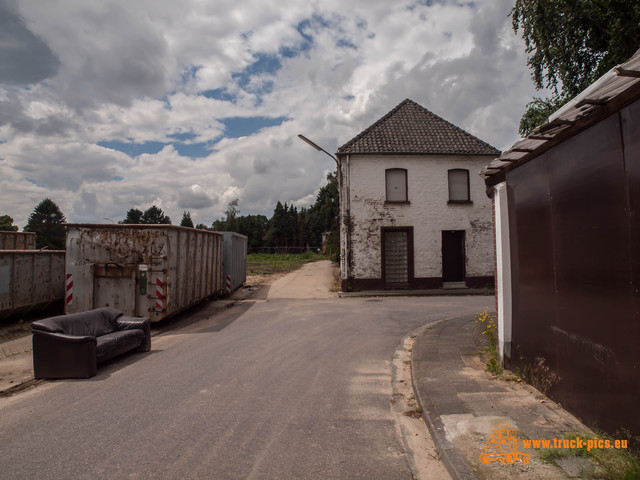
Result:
[384, 230, 409, 283]
[386, 168, 407, 202]
[448, 169, 470, 202]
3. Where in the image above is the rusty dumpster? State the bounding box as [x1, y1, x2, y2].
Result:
[65, 224, 223, 322]
[219, 232, 247, 294]
[0, 232, 36, 250]
[0, 250, 66, 319]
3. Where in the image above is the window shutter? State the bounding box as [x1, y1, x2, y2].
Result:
[386, 169, 407, 202]
[448, 169, 469, 201]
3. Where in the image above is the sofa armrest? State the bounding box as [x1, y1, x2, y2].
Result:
[32, 330, 97, 379]
[116, 316, 151, 352]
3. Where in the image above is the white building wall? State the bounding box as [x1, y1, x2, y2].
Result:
[342, 154, 494, 283]
[494, 182, 512, 361]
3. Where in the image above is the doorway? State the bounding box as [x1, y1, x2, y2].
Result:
[442, 230, 465, 284]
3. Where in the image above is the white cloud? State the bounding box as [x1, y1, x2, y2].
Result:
[0, 0, 542, 229]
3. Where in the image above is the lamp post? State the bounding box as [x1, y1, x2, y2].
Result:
[298, 134, 347, 289]
[297, 135, 339, 167]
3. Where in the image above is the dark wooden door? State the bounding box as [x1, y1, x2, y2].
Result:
[442, 230, 465, 282]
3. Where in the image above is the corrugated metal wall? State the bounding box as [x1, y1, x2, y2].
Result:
[506, 98, 640, 435]
[220, 232, 247, 294]
[0, 232, 36, 250]
[0, 250, 65, 318]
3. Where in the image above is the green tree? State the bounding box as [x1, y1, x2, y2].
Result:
[235, 214, 268, 250]
[212, 199, 240, 231]
[120, 208, 143, 224]
[141, 205, 171, 225]
[518, 96, 566, 139]
[266, 201, 287, 250]
[23, 198, 66, 249]
[180, 211, 194, 228]
[511, 0, 640, 135]
[195, 223, 210, 230]
[0, 215, 18, 231]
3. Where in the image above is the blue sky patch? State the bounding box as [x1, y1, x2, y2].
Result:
[181, 65, 201, 84]
[221, 116, 289, 138]
[200, 88, 237, 102]
[98, 140, 165, 157]
[232, 53, 281, 92]
[167, 132, 198, 142]
[26, 177, 44, 187]
[173, 142, 215, 158]
[98, 138, 215, 158]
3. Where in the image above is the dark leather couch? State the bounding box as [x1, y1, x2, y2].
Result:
[32, 307, 151, 379]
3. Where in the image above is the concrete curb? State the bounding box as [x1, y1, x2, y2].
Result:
[339, 289, 492, 298]
[411, 317, 478, 480]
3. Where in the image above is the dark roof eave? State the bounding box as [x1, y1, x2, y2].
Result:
[336, 150, 500, 157]
[483, 79, 640, 187]
[482, 50, 640, 187]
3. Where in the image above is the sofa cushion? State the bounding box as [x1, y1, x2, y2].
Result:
[96, 329, 146, 363]
[32, 308, 122, 337]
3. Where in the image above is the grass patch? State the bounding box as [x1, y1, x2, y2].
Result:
[538, 432, 640, 479]
[247, 252, 331, 276]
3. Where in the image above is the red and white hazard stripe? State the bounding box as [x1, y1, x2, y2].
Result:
[155, 275, 165, 310]
[65, 273, 73, 305]
[226, 275, 231, 294]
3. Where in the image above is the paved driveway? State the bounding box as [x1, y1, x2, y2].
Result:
[0, 262, 491, 479]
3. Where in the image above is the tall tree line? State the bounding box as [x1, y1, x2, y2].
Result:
[2, 172, 339, 255]
[210, 172, 339, 255]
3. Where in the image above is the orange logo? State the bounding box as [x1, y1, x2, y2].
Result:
[480, 423, 531, 466]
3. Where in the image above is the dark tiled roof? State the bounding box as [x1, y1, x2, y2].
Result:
[337, 99, 500, 156]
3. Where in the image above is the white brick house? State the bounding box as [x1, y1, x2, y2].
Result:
[337, 99, 499, 291]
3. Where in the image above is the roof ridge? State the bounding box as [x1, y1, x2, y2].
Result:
[338, 99, 413, 152]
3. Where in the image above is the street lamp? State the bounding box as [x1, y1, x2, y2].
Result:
[297, 134, 339, 166]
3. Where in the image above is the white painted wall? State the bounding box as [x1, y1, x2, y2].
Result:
[340, 154, 495, 282]
[494, 182, 512, 361]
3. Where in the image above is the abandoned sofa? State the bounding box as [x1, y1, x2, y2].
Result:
[31, 307, 151, 379]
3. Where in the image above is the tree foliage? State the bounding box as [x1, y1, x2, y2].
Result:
[512, 0, 640, 135]
[120, 208, 143, 224]
[180, 211, 194, 228]
[120, 206, 171, 225]
[518, 96, 566, 138]
[141, 206, 171, 225]
[0, 215, 18, 231]
[23, 198, 66, 249]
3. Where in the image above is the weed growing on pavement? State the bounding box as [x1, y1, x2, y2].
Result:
[515, 355, 560, 394]
[475, 309, 500, 374]
[539, 431, 640, 480]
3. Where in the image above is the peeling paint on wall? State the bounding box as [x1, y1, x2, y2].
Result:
[343, 154, 495, 282]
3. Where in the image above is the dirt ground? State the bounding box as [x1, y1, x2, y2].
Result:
[265, 260, 339, 298]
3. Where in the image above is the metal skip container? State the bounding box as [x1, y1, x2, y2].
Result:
[0, 232, 36, 250]
[0, 250, 66, 319]
[65, 224, 223, 322]
[219, 232, 247, 295]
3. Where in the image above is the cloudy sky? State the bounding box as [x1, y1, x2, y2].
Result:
[0, 0, 541, 229]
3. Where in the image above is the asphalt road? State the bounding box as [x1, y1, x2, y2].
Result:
[0, 264, 491, 479]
